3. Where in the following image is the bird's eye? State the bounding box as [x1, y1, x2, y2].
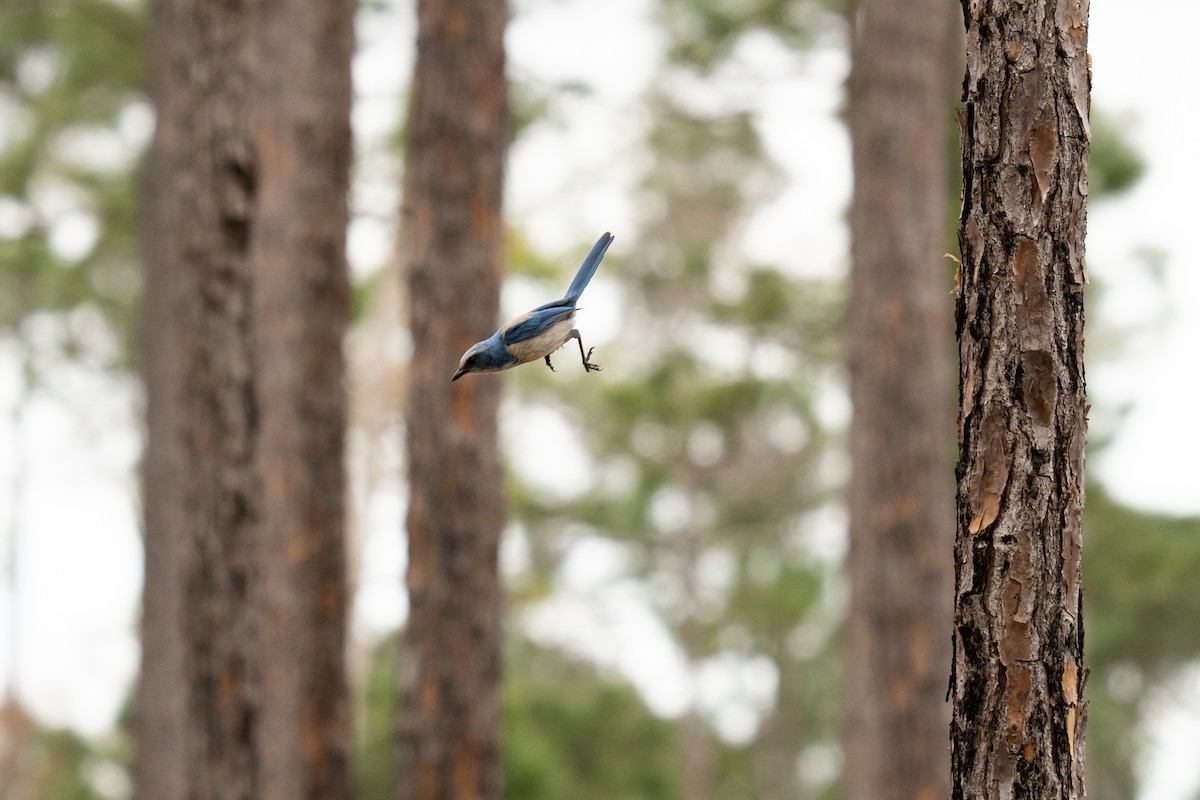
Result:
[465, 355, 477, 367]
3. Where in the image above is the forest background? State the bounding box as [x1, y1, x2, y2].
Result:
[1, 0, 1198, 798]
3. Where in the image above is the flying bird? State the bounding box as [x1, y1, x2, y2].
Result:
[452, 232, 613, 382]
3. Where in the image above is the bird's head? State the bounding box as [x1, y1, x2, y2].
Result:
[451, 339, 506, 381]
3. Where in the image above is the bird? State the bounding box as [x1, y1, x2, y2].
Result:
[452, 232, 613, 382]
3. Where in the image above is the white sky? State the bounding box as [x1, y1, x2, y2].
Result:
[1086, 1, 1200, 517]
[1, 0, 1198, 793]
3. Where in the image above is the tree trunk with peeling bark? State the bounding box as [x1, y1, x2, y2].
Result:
[397, 1, 508, 799]
[951, 0, 1090, 797]
[843, 3, 959, 799]
[136, 1, 354, 798]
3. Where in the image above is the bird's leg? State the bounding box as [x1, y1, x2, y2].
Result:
[569, 330, 602, 373]
[544, 354, 556, 372]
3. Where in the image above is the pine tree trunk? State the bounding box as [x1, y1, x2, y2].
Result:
[397, 1, 508, 799]
[951, 0, 1090, 797]
[137, 1, 354, 798]
[133, 69, 188, 799]
[250, 2, 354, 798]
[843, 4, 958, 799]
[146, 4, 263, 796]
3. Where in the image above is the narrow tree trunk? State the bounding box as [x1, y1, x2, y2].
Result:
[133, 80, 187, 800]
[148, 4, 263, 796]
[843, 4, 958, 799]
[951, 0, 1090, 796]
[137, 1, 353, 797]
[676, 535, 715, 800]
[250, 2, 354, 798]
[397, 1, 508, 799]
[678, 712, 716, 800]
[751, 699, 798, 800]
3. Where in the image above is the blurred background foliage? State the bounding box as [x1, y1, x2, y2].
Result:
[1, 0, 1194, 799]
[354, 636, 682, 800]
[0, 0, 144, 376]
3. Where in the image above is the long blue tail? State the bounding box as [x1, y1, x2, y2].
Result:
[564, 232, 613, 303]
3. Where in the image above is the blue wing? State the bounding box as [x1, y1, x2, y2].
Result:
[499, 232, 610, 347]
[563, 232, 613, 303]
[501, 303, 576, 345]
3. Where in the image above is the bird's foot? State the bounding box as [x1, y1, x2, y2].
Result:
[544, 354, 557, 372]
[582, 347, 602, 373]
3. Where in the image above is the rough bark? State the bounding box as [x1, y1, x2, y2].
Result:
[137, 1, 353, 798]
[397, 1, 508, 799]
[843, 4, 958, 799]
[951, 0, 1090, 798]
[146, 4, 263, 796]
[250, 1, 355, 798]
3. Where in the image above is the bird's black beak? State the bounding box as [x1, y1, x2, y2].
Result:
[451, 368, 466, 382]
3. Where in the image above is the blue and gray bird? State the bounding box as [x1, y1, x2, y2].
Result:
[452, 232, 613, 382]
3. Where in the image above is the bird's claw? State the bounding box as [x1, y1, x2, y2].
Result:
[583, 347, 602, 373]
[544, 354, 556, 372]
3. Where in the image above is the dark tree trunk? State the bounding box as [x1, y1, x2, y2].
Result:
[397, 1, 508, 799]
[250, 2, 355, 798]
[843, 4, 958, 799]
[146, 4, 263, 796]
[136, 1, 354, 798]
[951, 0, 1090, 797]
